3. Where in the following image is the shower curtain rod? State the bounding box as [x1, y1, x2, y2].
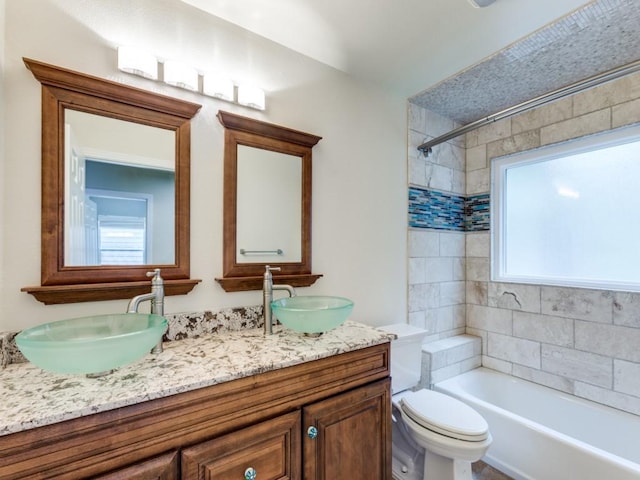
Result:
[417, 58, 640, 156]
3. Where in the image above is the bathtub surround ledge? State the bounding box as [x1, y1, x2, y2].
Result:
[419, 334, 482, 387]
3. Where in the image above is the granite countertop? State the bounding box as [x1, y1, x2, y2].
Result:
[0, 320, 391, 437]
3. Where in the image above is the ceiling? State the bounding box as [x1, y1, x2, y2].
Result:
[179, 0, 640, 124]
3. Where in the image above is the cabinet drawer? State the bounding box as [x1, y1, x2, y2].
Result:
[93, 451, 179, 480]
[182, 410, 301, 480]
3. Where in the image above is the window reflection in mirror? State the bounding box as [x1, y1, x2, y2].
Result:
[236, 145, 302, 264]
[64, 110, 175, 266]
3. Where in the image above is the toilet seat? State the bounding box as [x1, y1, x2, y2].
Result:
[400, 389, 489, 442]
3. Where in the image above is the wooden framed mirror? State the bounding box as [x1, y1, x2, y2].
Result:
[21, 58, 202, 304]
[215, 111, 322, 291]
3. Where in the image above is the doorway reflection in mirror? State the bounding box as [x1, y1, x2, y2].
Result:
[64, 109, 175, 267]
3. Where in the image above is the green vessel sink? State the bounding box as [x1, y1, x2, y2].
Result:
[271, 296, 354, 334]
[15, 313, 167, 375]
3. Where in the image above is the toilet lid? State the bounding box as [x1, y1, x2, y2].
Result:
[400, 389, 489, 442]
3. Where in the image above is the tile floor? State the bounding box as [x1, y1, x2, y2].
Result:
[472, 461, 513, 480]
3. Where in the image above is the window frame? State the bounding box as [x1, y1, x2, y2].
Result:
[491, 123, 640, 292]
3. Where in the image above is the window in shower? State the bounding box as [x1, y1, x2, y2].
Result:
[492, 123, 640, 292]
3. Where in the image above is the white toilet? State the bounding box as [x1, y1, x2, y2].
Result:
[380, 324, 492, 480]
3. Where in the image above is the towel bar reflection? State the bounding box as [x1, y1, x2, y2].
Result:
[240, 249, 283, 255]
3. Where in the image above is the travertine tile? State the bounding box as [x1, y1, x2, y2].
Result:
[541, 286, 613, 323]
[440, 281, 465, 307]
[453, 258, 466, 281]
[408, 103, 427, 135]
[575, 381, 640, 417]
[466, 168, 490, 195]
[467, 281, 488, 306]
[488, 333, 540, 369]
[408, 128, 426, 158]
[467, 144, 487, 172]
[425, 107, 455, 138]
[614, 359, 640, 398]
[613, 292, 640, 328]
[572, 71, 640, 117]
[452, 169, 466, 195]
[423, 334, 480, 370]
[475, 118, 512, 145]
[440, 231, 465, 257]
[481, 355, 512, 374]
[426, 163, 453, 191]
[409, 156, 426, 186]
[432, 140, 464, 171]
[541, 344, 612, 388]
[540, 108, 610, 146]
[424, 257, 453, 283]
[466, 129, 479, 149]
[466, 232, 490, 258]
[575, 321, 640, 363]
[511, 97, 573, 134]
[409, 230, 439, 257]
[612, 98, 640, 128]
[466, 257, 490, 282]
[453, 304, 466, 329]
[408, 257, 427, 285]
[434, 306, 454, 333]
[512, 365, 574, 394]
[513, 311, 573, 347]
[489, 283, 541, 313]
[486, 129, 540, 159]
[408, 285, 424, 313]
[466, 305, 512, 334]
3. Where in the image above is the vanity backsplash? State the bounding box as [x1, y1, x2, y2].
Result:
[0, 305, 265, 368]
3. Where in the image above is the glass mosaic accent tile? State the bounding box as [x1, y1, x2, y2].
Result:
[465, 194, 491, 231]
[409, 186, 490, 232]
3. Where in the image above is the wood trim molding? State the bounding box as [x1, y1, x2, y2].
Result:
[215, 111, 322, 292]
[21, 58, 202, 304]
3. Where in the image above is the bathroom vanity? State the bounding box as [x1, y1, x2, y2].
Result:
[0, 321, 391, 479]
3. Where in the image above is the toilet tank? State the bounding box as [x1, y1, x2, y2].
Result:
[379, 323, 429, 394]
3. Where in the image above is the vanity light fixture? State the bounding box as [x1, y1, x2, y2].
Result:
[163, 60, 199, 91]
[117, 46, 158, 80]
[237, 85, 266, 111]
[116, 47, 266, 110]
[203, 73, 235, 101]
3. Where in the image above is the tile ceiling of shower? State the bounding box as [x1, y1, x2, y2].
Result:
[410, 0, 640, 125]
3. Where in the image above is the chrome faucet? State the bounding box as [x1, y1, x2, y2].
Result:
[263, 265, 296, 335]
[127, 268, 165, 353]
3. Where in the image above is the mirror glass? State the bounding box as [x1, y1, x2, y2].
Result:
[64, 110, 175, 266]
[236, 145, 302, 264]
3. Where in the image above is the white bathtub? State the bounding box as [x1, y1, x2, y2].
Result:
[434, 368, 640, 480]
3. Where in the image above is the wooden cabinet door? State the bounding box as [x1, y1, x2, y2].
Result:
[93, 451, 179, 480]
[182, 410, 301, 480]
[302, 378, 391, 480]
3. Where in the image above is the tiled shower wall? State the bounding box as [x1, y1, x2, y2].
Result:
[464, 70, 640, 416]
[408, 106, 467, 342]
[409, 69, 640, 416]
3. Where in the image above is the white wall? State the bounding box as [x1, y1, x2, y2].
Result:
[1, 0, 407, 331]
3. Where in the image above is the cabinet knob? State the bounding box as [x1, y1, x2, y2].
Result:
[307, 425, 318, 439]
[244, 467, 257, 480]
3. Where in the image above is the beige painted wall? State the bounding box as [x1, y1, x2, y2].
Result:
[1, 0, 408, 331]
